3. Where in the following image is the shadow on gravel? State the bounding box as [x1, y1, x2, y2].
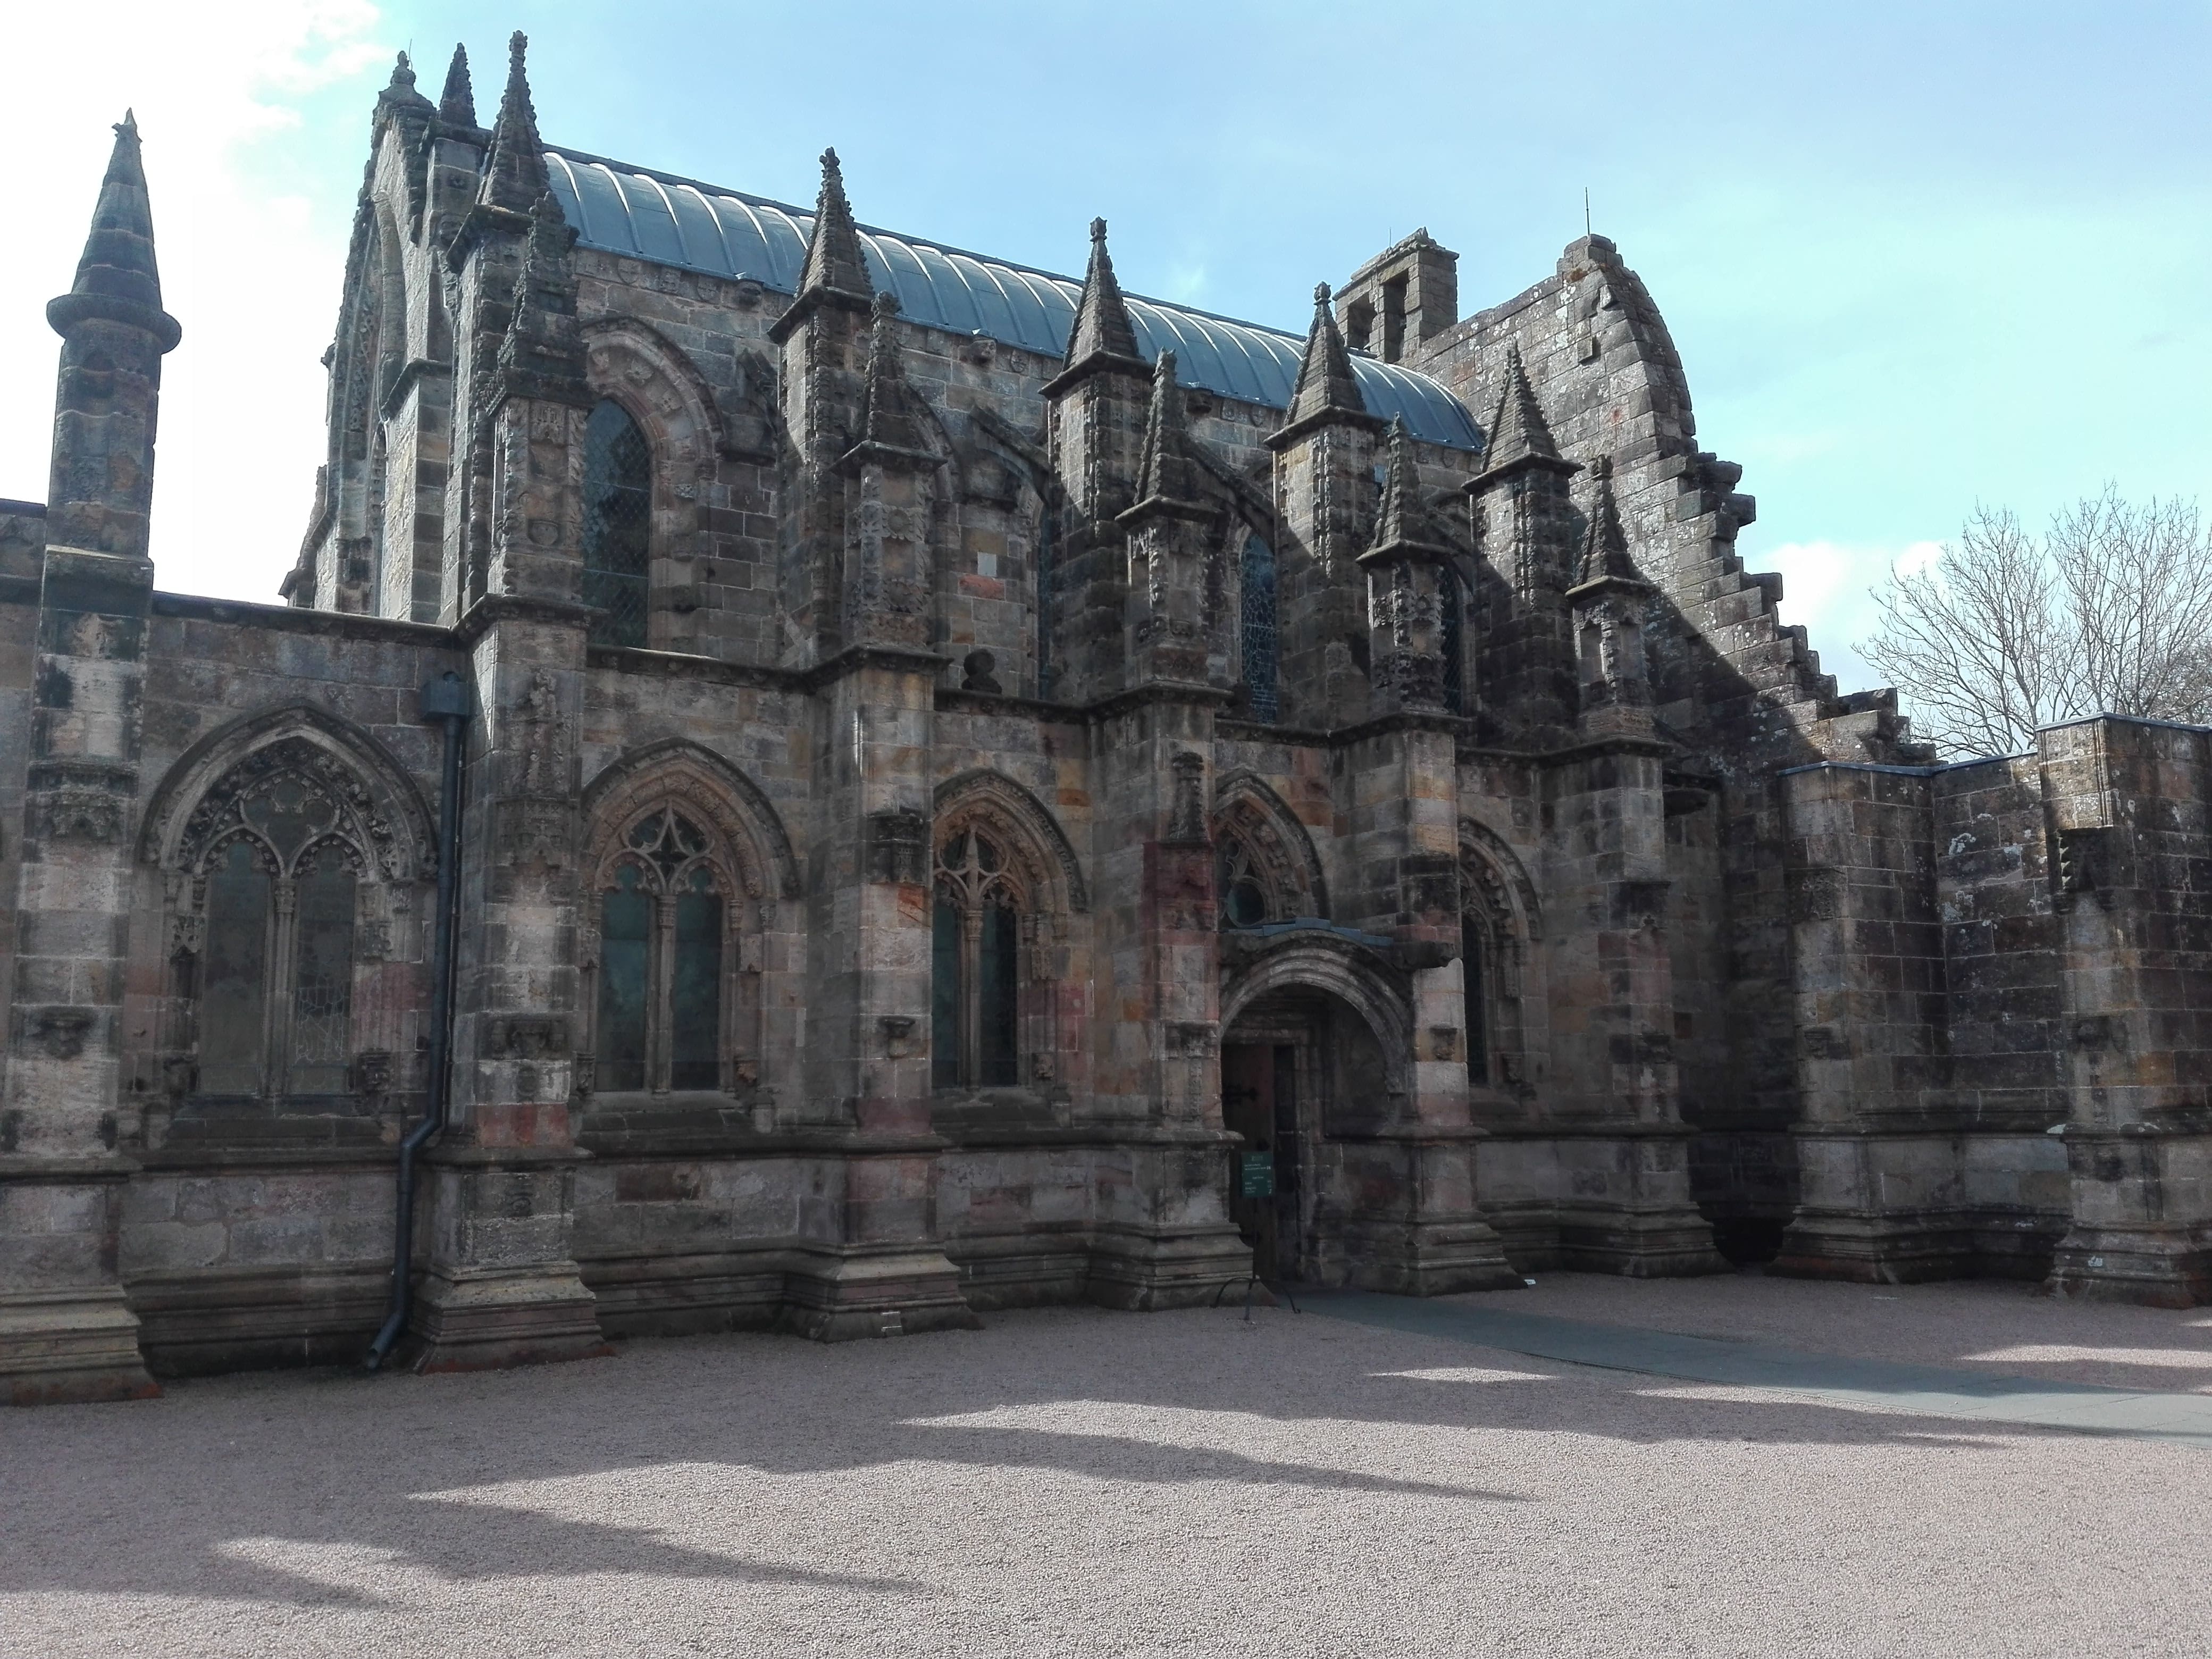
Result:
[0, 1302, 2156, 1612]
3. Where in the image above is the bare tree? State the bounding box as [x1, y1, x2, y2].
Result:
[1861, 488, 2212, 757]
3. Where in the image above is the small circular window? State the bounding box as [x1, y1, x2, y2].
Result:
[1224, 877, 1268, 929]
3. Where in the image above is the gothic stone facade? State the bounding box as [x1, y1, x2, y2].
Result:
[5, 40, 2209, 1402]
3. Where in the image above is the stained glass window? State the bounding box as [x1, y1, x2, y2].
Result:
[671, 870, 723, 1091]
[597, 864, 651, 1092]
[200, 842, 270, 1095]
[933, 830, 1025, 1090]
[1442, 566, 1467, 715]
[931, 895, 962, 1090]
[583, 398, 650, 649]
[1462, 913, 1489, 1085]
[593, 815, 730, 1095]
[978, 901, 1019, 1086]
[288, 849, 356, 1095]
[1239, 534, 1278, 722]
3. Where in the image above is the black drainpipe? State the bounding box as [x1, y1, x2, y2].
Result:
[366, 671, 471, 1371]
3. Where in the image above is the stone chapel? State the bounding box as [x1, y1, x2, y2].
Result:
[4, 35, 2207, 1403]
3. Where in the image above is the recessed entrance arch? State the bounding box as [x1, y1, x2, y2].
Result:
[1219, 953, 1411, 1284]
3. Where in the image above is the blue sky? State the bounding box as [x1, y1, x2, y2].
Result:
[2, 2, 2207, 692]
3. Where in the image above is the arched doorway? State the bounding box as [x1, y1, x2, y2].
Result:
[1219, 977, 1402, 1284]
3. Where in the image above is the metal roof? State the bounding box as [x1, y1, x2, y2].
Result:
[543, 148, 1483, 452]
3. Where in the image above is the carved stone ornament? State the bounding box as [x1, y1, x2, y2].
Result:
[879, 1015, 918, 1059]
[30, 1008, 97, 1061]
[484, 1015, 569, 1059]
[353, 1049, 396, 1096]
[1429, 1025, 1460, 1062]
[516, 668, 572, 797]
[866, 808, 931, 887]
[573, 1051, 596, 1100]
[1170, 1021, 1218, 1059]
[1165, 751, 1210, 845]
[43, 788, 127, 845]
[496, 797, 572, 871]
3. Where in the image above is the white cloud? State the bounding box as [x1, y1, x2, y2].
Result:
[0, 2, 390, 600]
[1743, 537, 1943, 694]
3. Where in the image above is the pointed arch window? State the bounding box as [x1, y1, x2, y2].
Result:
[932, 830, 1021, 1090]
[1239, 533, 1279, 722]
[183, 758, 375, 1101]
[583, 397, 651, 649]
[591, 809, 731, 1094]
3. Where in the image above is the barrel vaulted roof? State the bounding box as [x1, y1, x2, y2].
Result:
[543, 148, 1482, 451]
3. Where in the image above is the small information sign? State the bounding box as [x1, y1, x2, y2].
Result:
[1239, 1150, 1275, 1199]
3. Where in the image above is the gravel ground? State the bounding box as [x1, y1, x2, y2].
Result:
[2, 1279, 2208, 1659]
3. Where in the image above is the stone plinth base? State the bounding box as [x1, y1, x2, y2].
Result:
[0, 1286, 160, 1406]
[409, 1262, 611, 1372]
[1085, 1223, 1256, 1311]
[1555, 1205, 1731, 1278]
[1316, 1218, 1526, 1295]
[781, 1247, 981, 1340]
[2047, 1226, 2212, 1309]
[1771, 1210, 1976, 1283]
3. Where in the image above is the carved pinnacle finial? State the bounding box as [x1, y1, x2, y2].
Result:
[477, 30, 547, 211]
[1574, 455, 1640, 589]
[1058, 211, 1141, 376]
[1279, 278, 1365, 433]
[439, 42, 475, 126]
[792, 145, 870, 303]
[1133, 349, 1200, 507]
[1480, 341, 1566, 476]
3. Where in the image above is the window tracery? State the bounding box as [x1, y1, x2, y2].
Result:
[164, 736, 413, 1102]
[588, 807, 736, 1094]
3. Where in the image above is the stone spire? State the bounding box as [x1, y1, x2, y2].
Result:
[1572, 457, 1645, 591]
[1364, 418, 1449, 560]
[439, 42, 477, 127]
[46, 112, 180, 564]
[1130, 353, 1202, 510]
[1478, 344, 1571, 480]
[798, 148, 873, 305]
[477, 31, 548, 212]
[844, 292, 935, 464]
[1280, 282, 1369, 435]
[48, 111, 178, 350]
[1062, 216, 1144, 373]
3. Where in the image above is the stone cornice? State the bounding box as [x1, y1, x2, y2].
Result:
[152, 591, 456, 647]
[454, 593, 593, 644]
